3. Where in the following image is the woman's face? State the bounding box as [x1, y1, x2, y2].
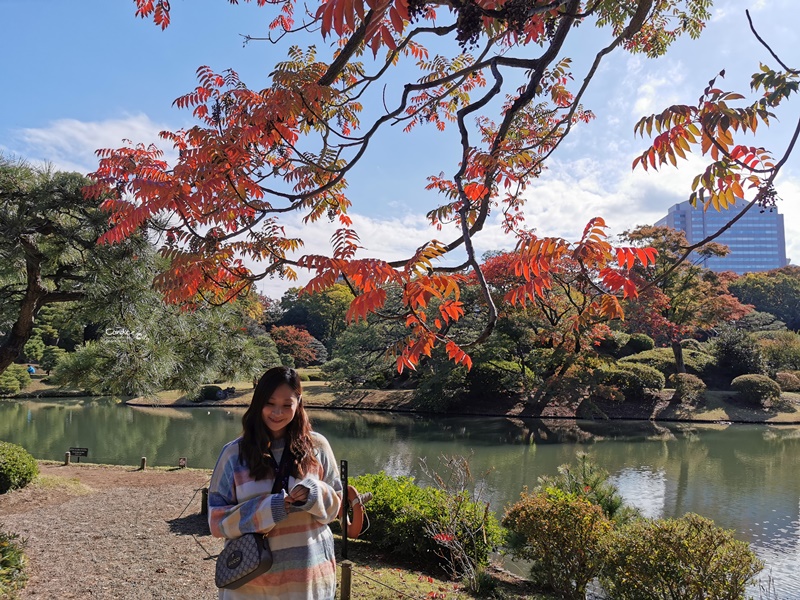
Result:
[261, 383, 300, 438]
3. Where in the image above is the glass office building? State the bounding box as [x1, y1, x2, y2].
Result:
[655, 200, 789, 274]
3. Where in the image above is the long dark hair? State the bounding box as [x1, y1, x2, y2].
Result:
[239, 366, 318, 481]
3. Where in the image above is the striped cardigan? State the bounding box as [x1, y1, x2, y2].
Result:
[208, 432, 343, 600]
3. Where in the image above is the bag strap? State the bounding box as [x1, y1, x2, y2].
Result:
[268, 444, 294, 495]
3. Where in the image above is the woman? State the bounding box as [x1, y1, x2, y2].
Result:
[208, 366, 342, 599]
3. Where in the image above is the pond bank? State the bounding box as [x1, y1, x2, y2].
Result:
[124, 381, 800, 425]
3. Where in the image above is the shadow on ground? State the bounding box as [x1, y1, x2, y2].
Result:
[167, 513, 211, 536]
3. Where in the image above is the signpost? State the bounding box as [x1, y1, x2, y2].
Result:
[69, 447, 88, 463]
[178, 457, 187, 468]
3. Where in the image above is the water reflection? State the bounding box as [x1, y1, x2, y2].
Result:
[1, 399, 799, 596]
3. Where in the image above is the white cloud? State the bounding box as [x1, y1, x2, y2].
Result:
[630, 62, 687, 118]
[6, 114, 174, 175]
[7, 112, 797, 304]
[254, 210, 517, 298]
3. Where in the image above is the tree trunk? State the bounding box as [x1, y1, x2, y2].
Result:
[671, 340, 686, 374]
[0, 238, 84, 374]
[0, 242, 45, 373]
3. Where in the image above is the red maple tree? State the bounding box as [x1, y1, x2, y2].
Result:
[85, 1, 797, 371]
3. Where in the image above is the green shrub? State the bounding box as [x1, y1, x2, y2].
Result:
[503, 488, 611, 599]
[306, 372, 326, 382]
[624, 333, 655, 354]
[668, 373, 707, 405]
[775, 372, 800, 392]
[0, 372, 21, 396]
[621, 347, 716, 378]
[754, 330, 800, 372]
[320, 358, 346, 379]
[714, 327, 767, 377]
[279, 354, 296, 369]
[597, 331, 631, 357]
[0, 529, 28, 597]
[534, 453, 638, 525]
[0, 442, 39, 494]
[623, 363, 665, 390]
[601, 513, 763, 599]
[298, 372, 310, 382]
[196, 385, 223, 401]
[595, 363, 664, 401]
[40, 346, 67, 375]
[22, 336, 45, 363]
[7, 365, 31, 392]
[414, 356, 468, 412]
[349, 472, 502, 572]
[679, 338, 705, 352]
[731, 374, 782, 408]
[594, 367, 638, 401]
[467, 360, 532, 398]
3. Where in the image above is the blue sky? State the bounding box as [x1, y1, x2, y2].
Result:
[1, 0, 797, 298]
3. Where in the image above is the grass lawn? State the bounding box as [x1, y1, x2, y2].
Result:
[656, 390, 800, 423]
[332, 537, 545, 600]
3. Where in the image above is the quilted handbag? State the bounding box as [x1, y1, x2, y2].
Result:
[215, 533, 273, 589]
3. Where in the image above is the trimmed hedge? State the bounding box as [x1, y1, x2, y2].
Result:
[597, 332, 631, 357]
[0, 442, 39, 494]
[624, 333, 655, 354]
[668, 373, 706, 405]
[196, 385, 223, 401]
[601, 513, 763, 599]
[594, 362, 665, 401]
[776, 372, 800, 392]
[621, 347, 716, 379]
[731, 374, 782, 408]
[679, 338, 705, 352]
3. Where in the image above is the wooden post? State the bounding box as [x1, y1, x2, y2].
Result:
[340, 560, 352, 600]
[201, 488, 209, 515]
[64, 452, 70, 466]
[140, 456, 147, 470]
[340, 459, 349, 560]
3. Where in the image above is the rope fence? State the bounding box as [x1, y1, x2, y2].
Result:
[59, 452, 193, 469]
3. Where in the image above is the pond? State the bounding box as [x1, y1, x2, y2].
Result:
[1, 397, 798, 596]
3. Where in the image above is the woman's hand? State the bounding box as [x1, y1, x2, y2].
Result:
[285, 484, 310, 506]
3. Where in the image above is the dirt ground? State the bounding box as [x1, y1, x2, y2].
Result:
[0, 464, 224, 600]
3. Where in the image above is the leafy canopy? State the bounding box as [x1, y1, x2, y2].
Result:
[88, 0, 798, 371]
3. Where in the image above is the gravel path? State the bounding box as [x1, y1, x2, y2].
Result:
[1, 464, 225, 599]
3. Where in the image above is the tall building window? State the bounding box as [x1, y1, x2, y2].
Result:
[653, 200, 788, 274]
